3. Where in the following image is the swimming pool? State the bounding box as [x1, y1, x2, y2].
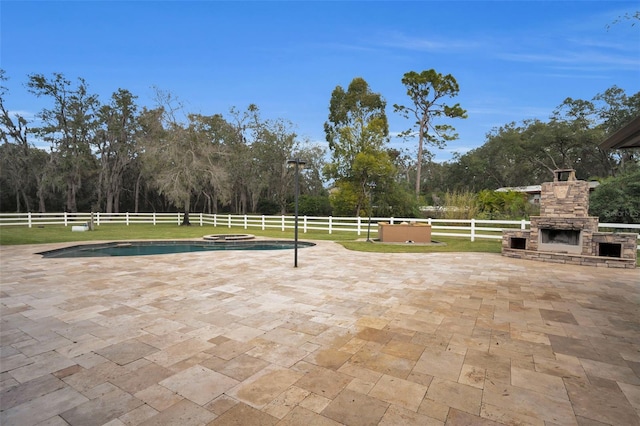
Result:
[37, 240, 315, 258]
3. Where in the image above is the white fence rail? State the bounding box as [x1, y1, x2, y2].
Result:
[1, 212, 639, 248]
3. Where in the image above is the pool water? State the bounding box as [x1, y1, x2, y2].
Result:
[37, 240, 315, 258]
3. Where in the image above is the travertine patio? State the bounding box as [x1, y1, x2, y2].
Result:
[1, 240, 639, 425]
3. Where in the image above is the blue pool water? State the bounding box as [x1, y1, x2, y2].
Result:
[37, 240, 315, 258]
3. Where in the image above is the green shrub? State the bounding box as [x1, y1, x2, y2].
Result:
[590, 165, 640, 224]
[443, 190, 478, 219]
[297, 195, 332, 216]
[477, 190, 536, 219]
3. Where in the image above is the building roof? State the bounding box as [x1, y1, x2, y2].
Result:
[600, 115, 640, 150]
[496, 181, 599, 194]
[496, 185, 541, 194]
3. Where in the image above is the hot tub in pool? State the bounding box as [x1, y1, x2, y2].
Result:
[37, 240, 315, 258]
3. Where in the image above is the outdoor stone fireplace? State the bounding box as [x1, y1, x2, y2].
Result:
[502, 169, 637, 268]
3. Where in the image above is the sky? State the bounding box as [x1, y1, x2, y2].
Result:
[1, 1, 639, 162]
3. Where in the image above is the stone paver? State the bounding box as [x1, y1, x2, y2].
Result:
[1, 240, 639, 425]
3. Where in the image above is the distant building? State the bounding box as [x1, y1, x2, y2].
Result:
[496, 181, 599, 204]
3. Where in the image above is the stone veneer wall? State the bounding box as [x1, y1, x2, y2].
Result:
[501, 169, 637, 268]
[502, 222, 638, 268]
[539, 179, 590, 217]
[528, 217, 599, 254]
[502, 230, 637, 268]
[501, 244, 637, 268]
[592, 232, 639, 260]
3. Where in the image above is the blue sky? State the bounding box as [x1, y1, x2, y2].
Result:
[1, 1, 639, 161]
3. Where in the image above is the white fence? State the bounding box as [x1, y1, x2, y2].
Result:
[1, 212, 639, 247]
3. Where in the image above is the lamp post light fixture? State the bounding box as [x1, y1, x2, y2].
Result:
[287, 158, 306, 267]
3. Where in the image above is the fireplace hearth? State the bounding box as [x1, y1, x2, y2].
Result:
[540, 228, 580, 248]
[502, 169, 637, 268]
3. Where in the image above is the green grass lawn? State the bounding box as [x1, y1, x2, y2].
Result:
[0, 223, 503, 253]
[340, 239, 502, 253]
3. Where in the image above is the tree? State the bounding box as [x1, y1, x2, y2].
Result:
[95, 89, 139, 213]
[140, 89, 201, 225]
[594, 86, 640, 173]
[134, 107, 166, 213]
[284, 142, 330, 215]
[148, 123, 196, 225]
[224, 105, 259, 214]
[608, 10, 640, 29]
[187, 113, 232, 214]
[250, 116, 299, 214]
[394, 69, 467, 196]
[0, 70, 34, 212]
[295, 143, 327, 197]
[324, 77, 393, 215]
[446, 86, 639, 191]
[27, 73, 100, 212]
[589, 164, 640, 223]
[324, 77, 389, 182]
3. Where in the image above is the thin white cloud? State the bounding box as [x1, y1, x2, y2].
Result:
[307, 41, 382, 54]
[497, 50, 640, 70]
[537, 72, 612, 80]
[375, 31, 481, 52]
[466, 105, 554, 121]
[566, 37, 633, 52]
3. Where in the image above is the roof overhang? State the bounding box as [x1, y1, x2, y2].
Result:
[600, 115, 640, 150]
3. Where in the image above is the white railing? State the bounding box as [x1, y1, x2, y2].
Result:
[1, 212, 639, 247]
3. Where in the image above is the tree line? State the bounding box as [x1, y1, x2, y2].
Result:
[440, 87, 639, 193]
[0, 71, 328, 217]
[1, 69, 638, 221]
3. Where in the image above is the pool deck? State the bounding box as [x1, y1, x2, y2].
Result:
[1, 240, 639, 425]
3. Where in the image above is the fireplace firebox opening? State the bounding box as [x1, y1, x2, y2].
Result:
[540, 229, 580, 245]
[598, 243, 622, 258]
[510, 237, 527, 250]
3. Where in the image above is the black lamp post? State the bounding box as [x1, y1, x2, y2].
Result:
[366, 182, 376, 242]
[287, 158, 306, 267]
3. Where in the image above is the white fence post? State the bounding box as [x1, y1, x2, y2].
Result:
[470, 218, 475, 242]
[200, 213, 203, 226]
[329, 216, 333, 234]
[126, 212, 130, 226]
[390, 217, 394, 225]
[281, 215, 285, 231]
[64, 212, 68, 226]
[228, 214, 231, 228]
[262, 215, 265, 230]
[521, 219, 526, 230]
[244, 215, 248, 229]
[153, 212, 156, 225]
[357, 217, 361, 236]
[28, 212, 32, 228]
[213, 214, 217, 227]
[303, 216, 307, 233]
